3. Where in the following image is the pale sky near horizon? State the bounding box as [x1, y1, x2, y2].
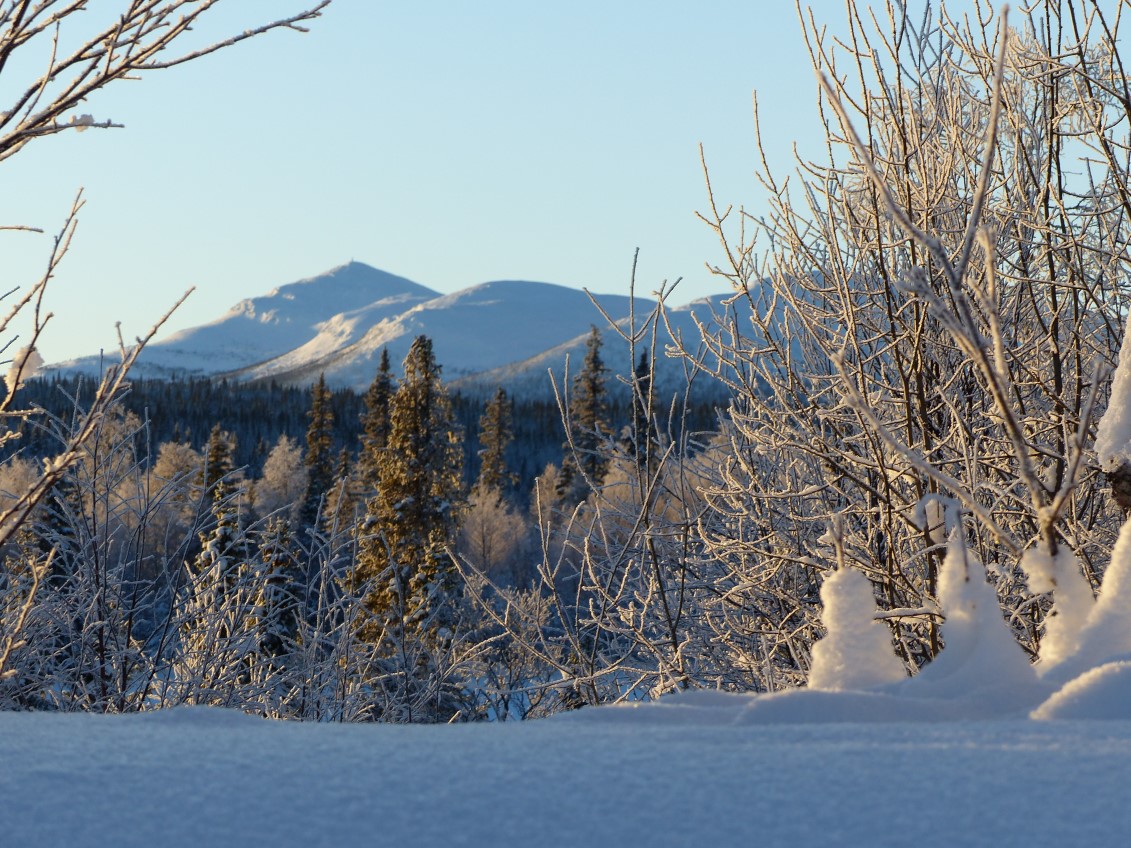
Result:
[0, 1, 990, 364]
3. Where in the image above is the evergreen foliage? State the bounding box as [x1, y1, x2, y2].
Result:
[474, 387, 517, 497]
[253, 516, 304, 664]
[321, 448, 359, 535]
[559, 325, 608, 502]
[627, 351, 653, 459]
[13, 374, 719, 511]
[202, 424, 236, 502]
[194, 427, 244, 584]
[10, 376, 364, 475]
[358, 348, 393, 494]
[352, 336, 465, 644]
[301, 374, 335, 526]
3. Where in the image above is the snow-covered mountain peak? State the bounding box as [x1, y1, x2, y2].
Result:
[226, 279, 641, 389]
[263, 260, 435, 303]
[50, 262, 439, 379]
[46, 263, 731, 397]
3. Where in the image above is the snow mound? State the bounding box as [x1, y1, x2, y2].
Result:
[131, 705, 269, 727]
[1046, 519, 1131, 685]
[1020, 547, 1095, 671]
[1094, 310, 1131, 471]
[1032, 659, 1131, 720]
[887, 530, 1043, 715]
[807, 567, 906, 691]
[576, 524, 1131, 724]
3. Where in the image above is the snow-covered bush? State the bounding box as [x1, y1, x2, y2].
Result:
[487, 1, 1131, 717]
[0, 0, 332, 701]
[682, 0, 1131, 683]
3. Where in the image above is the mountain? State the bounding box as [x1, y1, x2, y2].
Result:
[53, 262, 438, 380]
[451, 295, 735, 401]
[225, 280, 640, 390]
[48, 262, 733, 398]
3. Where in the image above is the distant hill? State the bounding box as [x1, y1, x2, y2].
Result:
[451, 295, 734, 401]
[48, 261, 734, 399]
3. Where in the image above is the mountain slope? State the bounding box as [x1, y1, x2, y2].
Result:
[227, 281, 641, 390]
[451, 294, 735, 400]
[53, 262, 438, 379]
[47, 262, 733, 398]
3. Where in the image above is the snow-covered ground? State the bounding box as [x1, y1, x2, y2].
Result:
[6, 483, 1131, 846]
[1, 704, 1128, 847]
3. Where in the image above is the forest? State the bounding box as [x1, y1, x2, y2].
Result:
[0, 325, 731, 719]
[4, 0, 1131, 726]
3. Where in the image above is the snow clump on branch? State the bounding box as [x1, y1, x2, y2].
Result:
[3, 345, 42, 396]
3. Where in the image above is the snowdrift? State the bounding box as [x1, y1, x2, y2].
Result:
[576, 520, 1131, 726]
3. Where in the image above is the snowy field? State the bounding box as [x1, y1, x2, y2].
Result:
[7, 396, 1131, 848]
[1, 703, 1129, 847]
[12, 296, 1131, 846]
[6, 487, 1131, 846]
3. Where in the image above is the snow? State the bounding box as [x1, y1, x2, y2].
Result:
[892, 530, 1041, 712]
[22, 269, 1131, 843]
[240, 279, 642, 390]
[1, 707, 1129, 848]
[44, 263, 732, 396]
[4, 530, 1131, 847]
[6, 523, 1131, 846]
[452, 293, 732, 400]
[1033, 660, 1131, 720]
[1020, 547, 1095, 672]
[1042, 518, 1131, 685]
[807, 567, 906, 691]
[1094, 309, 1131, 471]
[3, 345, 43, 395]
[47, 262, 439, 380]
[576, 509, 1131, 723]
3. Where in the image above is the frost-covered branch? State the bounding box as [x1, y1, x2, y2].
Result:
[0, 0, 331, 161]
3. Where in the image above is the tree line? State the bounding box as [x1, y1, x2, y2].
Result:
[1, 325, 728, 719]
[11, 356, 718, 507]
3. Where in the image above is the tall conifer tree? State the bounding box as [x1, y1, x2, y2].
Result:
[475, 386, 516, 496]
[358, 348, 393, 494]
[190, 426, 248, 657]
[202, 423, 236, 501]
[352, 336, 463, 641]
[301, 374, 335, 526]
[254, 516, 303, 664]
[627, 350, 653, 459]
[321, 447, 358, 535]
[559, 325, 608, 501]
[196, 425, 243, 577]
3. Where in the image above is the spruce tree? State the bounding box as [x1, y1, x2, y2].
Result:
[627, 350, 653, 459]
[475, 386, 516, 496]
[254, 516, 303, 664]
[179, 493, 256, 699]
[194, 426, 243, 582]
[352, 335, 464, 642]
[321, 447, 359, 535]
[184, 430, 250, 694]
[301, 374, 335, 527]
[202, 424, 236, 500]
[559, 325, 608, 501]
[358, 348, 393, 494]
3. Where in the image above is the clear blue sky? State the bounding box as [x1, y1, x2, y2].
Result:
[0, 1, 980, 363]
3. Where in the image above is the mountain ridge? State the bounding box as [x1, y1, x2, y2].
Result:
[48, 261, 732, 398]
